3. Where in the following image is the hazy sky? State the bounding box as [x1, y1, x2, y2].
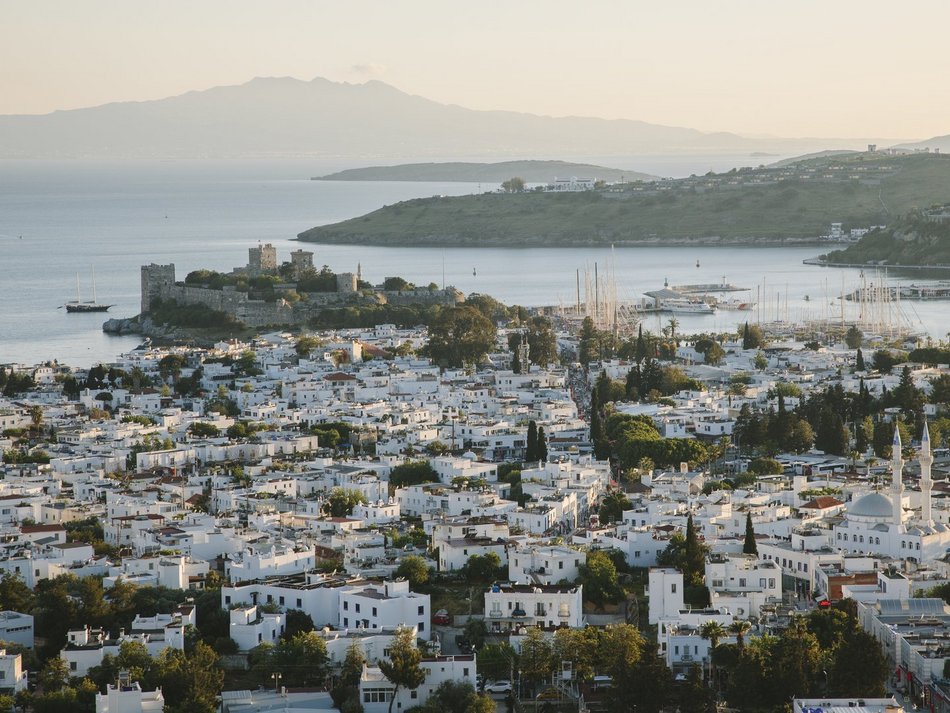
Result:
[3, 0, 948, 139]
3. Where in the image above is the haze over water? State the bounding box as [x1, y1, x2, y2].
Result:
[2, 158, 948, 368]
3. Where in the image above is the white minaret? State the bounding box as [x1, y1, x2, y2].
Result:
[892, 426, 904, 528]
[920, 420, 934, 526]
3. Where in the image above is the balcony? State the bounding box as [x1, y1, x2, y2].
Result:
[512, 608, 527, 618]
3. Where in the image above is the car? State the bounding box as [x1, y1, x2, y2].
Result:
[433, 609, 451, 625]
[484, 681, 513, 694]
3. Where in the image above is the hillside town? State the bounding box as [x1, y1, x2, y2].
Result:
[3, 297, 950, 713]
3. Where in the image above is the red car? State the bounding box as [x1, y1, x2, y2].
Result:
[433, 609, 451, 625]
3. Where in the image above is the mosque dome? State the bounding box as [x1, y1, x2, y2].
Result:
[847, 491, 894, 519]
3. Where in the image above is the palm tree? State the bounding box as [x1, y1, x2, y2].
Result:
[700, 620, 727, 687]
[729, 620, 752, 650]
[667, 317, 680, 342]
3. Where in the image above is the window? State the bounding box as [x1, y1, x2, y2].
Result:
[355, 603, 361, 613]
[344, 601, 349, 611]
[411, 691, 418, 699]
[419, 621, 425, 632]
[671, 583, 677, 594]
[364, 689, 393, 703]
[69, 662, 76, 671]
[372, 607, 378, 617]
[344, 618, 348, 627]
[559, 561, 564, 570]
[418, 605, 424, 615]
[279, 596, 285, 606]
[297, 598, 302, 608]
[738, 578, 746, 587]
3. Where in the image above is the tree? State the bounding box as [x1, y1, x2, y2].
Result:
[389, 461, 439, 488]
[683, 514, 705, 586]
[845, 325, 864, 349]
[537, 426, 548, 462]
[427, 306, 497, 368]
[700, 621, 726, 685]
[394, 555, 430, 588]
[605, 640, 670, 713]
[188, 422, 220, 438]
[323, 488, 367, 517]
[729, 620, 751, 650]
[160, 641, 224, 713]
[599, 492, 632, 524]
[462, 552, 502, 581]
[36, 657, 70, 693]
[518, 627, 553, 692]
[341, 641, 367, 687]
[526, 421, 538, 462]
[378, 626, 426, 713]
[272, 631, 329, 688]
[463, 618, 488, 650]
[827, 627, 888, 697]
[501, 177, 526, 193]
[579, 550, 622, 609]
[742, 512, 758, 555]
[855, 348, 866, 371]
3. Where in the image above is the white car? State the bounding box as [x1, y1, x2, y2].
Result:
[484, 680, 513, 694]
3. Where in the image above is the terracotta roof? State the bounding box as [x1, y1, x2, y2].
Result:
[20, 524, 65, 534]
[323, 372, 356, 382]
[801, 496, 844, 510]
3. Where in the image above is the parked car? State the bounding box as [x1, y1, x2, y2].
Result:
[484, 681, 513, 694]
[433, 609, 451, 625]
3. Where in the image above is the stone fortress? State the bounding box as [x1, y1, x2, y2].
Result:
[140, 243, 463, 328]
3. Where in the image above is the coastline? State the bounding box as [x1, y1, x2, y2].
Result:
[296, 234, 829, 248]
[803, 257, 950, 271]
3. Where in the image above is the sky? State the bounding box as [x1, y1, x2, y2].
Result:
[2, 0, 948, 140]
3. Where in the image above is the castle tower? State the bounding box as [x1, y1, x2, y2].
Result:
[518, 331, 531, 372]
[140, 264, 176, 314]
[920, 421, 934, 526]
[248, 243, 278, 276]
[289, 249, 314, 278]
[892, 426, 904, 527]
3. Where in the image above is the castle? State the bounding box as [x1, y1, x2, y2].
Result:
[140, 244, 462, 328]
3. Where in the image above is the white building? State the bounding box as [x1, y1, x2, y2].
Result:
[0, 650, 27, 693]
[229, 605, 285, 652]
[507, 544, 582, 585]
[96, 679, 164, 713]
[339, 580, 431, 636]
[360, 655, 476, 713]
[483, 583, 583, 633]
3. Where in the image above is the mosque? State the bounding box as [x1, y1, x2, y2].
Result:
[832, 424, 950, 562]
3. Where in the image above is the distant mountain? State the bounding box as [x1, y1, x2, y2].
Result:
[0, 76, 904, 159]
[314, 160, 656, 183]
[895, 135, 950, 153]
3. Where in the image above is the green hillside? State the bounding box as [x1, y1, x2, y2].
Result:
[313, 160, 655, 183]
[297, 152, 950, 247]
[824, 214, 950, 266]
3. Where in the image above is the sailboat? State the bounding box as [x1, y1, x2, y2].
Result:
[65, 269, 113, 313]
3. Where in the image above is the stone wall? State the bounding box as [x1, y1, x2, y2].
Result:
[140, 263, 465, 328]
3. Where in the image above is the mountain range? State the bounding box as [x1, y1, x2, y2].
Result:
[0, 76, 917, 159]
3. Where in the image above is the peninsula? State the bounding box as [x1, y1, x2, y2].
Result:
[818, 211, 950, 268]
[312, 160, 656, 184]
[297, 151, 950, 248]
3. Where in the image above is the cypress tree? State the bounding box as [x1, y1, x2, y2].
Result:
[526, 420, 538, 461]
[742, 322, 751, 350]
[512, 344, 522, 374]
[537, 426, 548, 463]
[856, 348, 865, 371]
[684, 513, 705, 585]
[743, 512, 758, 555]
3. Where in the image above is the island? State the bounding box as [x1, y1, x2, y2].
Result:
[297, 151, 950, 248]
[312, 159, 656, 184]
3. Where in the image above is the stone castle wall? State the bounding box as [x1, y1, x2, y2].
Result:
[139, 264, 464, 328]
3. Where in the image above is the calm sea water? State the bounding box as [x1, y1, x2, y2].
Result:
[1, 159, 948, 368]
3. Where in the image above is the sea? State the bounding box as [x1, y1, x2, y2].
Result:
[2, 157, 949, 368]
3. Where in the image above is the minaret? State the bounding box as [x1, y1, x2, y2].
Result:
[920, 420, 934, 526]
[892, 426, 904, 528]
